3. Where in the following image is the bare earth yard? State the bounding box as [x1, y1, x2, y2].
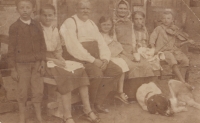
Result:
[1, 52, 200, 123]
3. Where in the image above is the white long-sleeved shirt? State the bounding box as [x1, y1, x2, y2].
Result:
[60, 15, 111, 63]
[41, 23, 63, 59]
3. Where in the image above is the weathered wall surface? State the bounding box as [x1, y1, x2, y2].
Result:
[57, 0, 116, 26]
[0, 6, 19, 36]
[0, 0, 199, 39]
[185, 7, 200, 41]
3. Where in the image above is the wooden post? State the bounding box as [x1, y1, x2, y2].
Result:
[35, 0, 40, 15]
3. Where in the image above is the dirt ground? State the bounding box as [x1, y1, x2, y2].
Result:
[1, 52, 200, 123]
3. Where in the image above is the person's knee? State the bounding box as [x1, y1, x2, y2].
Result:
[165, 57, 177, 67]
[104, 62, 123, 77]
[85, 64, 103, 78]
[92, 68, 103, 78]
[180, 57, 189, 67]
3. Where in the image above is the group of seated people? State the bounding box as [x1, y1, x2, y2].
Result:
[7, 0, 195, 123]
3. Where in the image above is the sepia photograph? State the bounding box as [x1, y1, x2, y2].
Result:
[0, 0, 200, 123]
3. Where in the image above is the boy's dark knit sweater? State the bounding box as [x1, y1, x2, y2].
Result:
[8, 19, 46, 68]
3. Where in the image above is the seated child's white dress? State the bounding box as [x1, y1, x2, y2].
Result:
[134, 26, 164, 71]
[102, 34, 129, 72]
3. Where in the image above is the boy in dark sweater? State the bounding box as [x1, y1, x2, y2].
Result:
[8, 0, 46, 123]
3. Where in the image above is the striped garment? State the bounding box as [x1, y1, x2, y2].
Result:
[134, 26, 149, 48]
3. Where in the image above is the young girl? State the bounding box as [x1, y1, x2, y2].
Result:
[40, 4, 100, 123]
[99, 16, 129, 104]
[132, 11, 164, 71]
[114, 0, 154, 79]
[132, 11, 149, 48]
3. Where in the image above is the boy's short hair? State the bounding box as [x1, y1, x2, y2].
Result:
[132, 11, 145, 20]
[40, 4, 56, 14]
[15, 0, 36, 7]
[162, 11, 175, 19]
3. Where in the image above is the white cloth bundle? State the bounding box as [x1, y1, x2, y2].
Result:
[47, 60, 84, 73]
[137, 47, 165, 71]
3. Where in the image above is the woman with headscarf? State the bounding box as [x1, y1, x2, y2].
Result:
[113, 0, 154, 79]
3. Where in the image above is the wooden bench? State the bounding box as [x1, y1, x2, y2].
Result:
[43, 77, 81, 118]
[0, 60, 187, 116]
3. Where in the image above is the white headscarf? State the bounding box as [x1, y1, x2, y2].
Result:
[113, 0, 131, 23]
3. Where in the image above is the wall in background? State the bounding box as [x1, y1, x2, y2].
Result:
[0, 0, 199, 40]
[0, 5, 19, 35]
[185, 6, 200, 41]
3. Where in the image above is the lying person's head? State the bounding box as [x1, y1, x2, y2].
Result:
[147, 94, 174, 117]
[40, 4, 56, 27]
[76, 0, 91, 22]
[99, 16, 113, 36]
[116, 0, 130, 18]
[162, 11, 175, 27]
[15, 0, 36, 21]
[132, 11, 145, 29]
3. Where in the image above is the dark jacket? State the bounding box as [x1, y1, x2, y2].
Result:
[8, 19, 46, 68]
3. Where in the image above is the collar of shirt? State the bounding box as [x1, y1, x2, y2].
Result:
[40, 23, 52, 30]
[20, 18, 31, 25]
[40, 22, 56, 32]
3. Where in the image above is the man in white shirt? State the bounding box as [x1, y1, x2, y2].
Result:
[60, 0, 123, 113]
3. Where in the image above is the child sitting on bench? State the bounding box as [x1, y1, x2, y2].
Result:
[149, 10, 194, 87]
[99, 16, 129, 104]
[40, 4, 99, 123]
